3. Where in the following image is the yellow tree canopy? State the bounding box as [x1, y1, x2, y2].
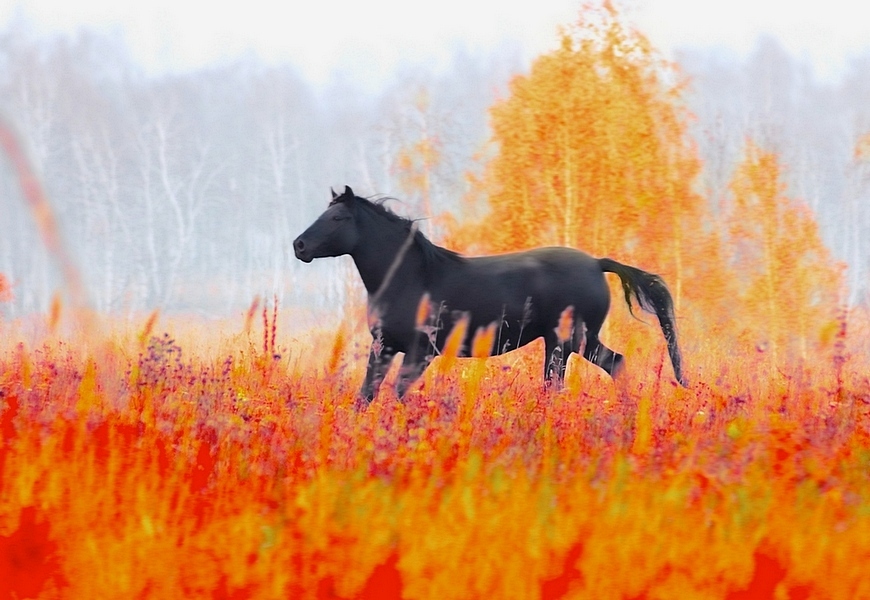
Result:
[448, 4, 729, 324]
[442, 3, 845, 373]
[728, 142, 843, 363]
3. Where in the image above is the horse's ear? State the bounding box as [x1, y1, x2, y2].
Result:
[343, 185, 354, 198]
[330, 187, 338, 200]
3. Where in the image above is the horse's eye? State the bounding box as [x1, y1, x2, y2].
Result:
[332, 215, 348, 221]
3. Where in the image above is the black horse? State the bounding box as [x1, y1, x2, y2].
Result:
[294, 186, 686, 404]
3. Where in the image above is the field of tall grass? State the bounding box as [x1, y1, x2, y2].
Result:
[1, 301, 869, 599]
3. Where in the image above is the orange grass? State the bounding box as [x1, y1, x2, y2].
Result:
[1, 310, 869, 600]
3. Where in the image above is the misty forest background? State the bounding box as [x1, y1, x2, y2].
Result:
[1, 19, 869, 323]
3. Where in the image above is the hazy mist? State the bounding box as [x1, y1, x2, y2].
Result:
[1, 24, 868, 325]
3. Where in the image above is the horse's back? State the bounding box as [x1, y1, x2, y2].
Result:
[463, 247, 606, 298]
[434, 246, 611, 337]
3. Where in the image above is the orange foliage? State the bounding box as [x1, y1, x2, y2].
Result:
[727, 142, 843, 365]
[451, 5, 702, 263]
[444, 3, 844, 386]
[445, 3, 738, 366]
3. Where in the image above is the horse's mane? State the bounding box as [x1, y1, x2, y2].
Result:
[330, 192, 466, 268]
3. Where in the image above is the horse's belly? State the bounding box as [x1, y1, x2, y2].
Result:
[432, 256, 609, 352]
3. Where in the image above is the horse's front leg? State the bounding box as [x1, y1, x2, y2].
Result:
[394, 356, 434, 401]
[358, 342, 395, 408]
[394, 340, 435, 401]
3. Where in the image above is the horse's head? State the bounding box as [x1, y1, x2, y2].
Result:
[293, 186, 360, 263]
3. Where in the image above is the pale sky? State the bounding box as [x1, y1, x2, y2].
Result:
[2, 0, 870, 85]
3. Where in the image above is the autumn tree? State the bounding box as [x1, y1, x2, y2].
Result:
[443, 3, 846, 381]
[448, 3, 733, 343]
[728, 142, 843, 365]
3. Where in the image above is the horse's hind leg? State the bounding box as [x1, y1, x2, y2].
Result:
[583, 334, 625, 379]
[544, 336, 572, 390]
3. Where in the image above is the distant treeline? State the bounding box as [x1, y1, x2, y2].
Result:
[0, 23, 867, 319]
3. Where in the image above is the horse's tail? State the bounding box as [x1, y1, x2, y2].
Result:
[598, 258, 686, 387]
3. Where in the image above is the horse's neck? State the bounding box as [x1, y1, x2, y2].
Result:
[351, 223, 424, 298]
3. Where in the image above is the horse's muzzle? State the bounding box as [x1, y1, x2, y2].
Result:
[293, 237, 313, 263]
